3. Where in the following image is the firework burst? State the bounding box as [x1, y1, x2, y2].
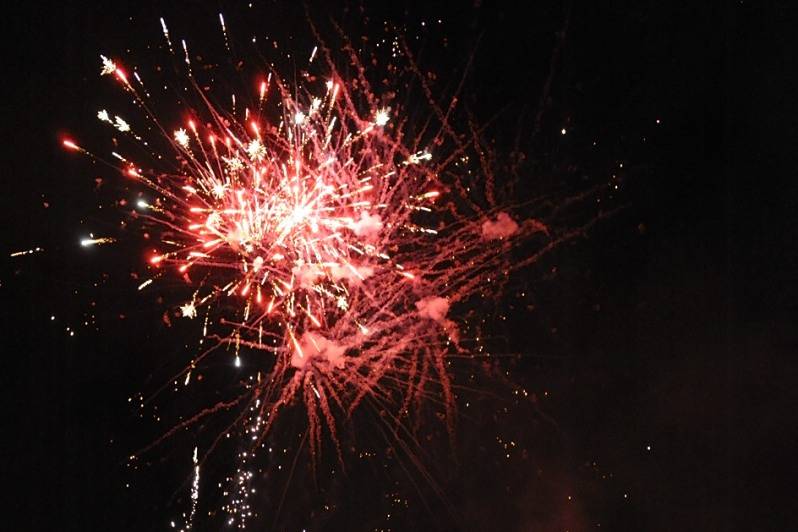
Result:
[61, 11, 612, 528]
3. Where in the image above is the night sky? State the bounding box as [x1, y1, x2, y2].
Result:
[3, 1, 797, 530]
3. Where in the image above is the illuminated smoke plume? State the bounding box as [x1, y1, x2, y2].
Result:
[481, 211, 520, 240]
[415, 296, 450, 322]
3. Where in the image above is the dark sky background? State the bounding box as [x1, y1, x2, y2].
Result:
[3, 1, 797, 530]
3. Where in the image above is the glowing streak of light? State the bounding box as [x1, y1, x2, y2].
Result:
[62, 139, 80, 151]
[80, 237, 115, 247]
[10, 247, 44, 257]
[160, 17, 173, 53]
[219, 13, 231, 51]
[186, 446, 200, 530]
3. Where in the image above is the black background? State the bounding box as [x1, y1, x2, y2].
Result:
[3, 1, 797, 530]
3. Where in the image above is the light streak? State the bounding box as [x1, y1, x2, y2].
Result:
[80, 237, 115, 247]
[10, 247, 44, 257]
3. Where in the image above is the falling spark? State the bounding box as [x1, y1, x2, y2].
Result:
[80, 237, 115, 247]
[160, 17, 174, 54]
[219, 14, 230, 50]
[10, 247, 44, 257]
[187, 446, 200, 530]
[62, 139, 81, 151]
[182, 39, 192, 73]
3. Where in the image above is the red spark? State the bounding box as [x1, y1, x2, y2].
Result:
[63, 139, 79, 151]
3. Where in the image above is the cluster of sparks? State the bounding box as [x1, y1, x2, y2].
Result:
[59, 14, 592, 528]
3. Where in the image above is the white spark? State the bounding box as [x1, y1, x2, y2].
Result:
[114, 116, 131, 132]
[181, 302, 198, 319]
[374, 108, 390, 127]
[246, 139, 266, 161]
[174, 128, 190, 148]
[100, 55, 117, 76]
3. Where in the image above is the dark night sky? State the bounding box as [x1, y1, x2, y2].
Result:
[3, 1, 798, 530]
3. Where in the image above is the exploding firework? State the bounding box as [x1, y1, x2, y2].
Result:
[61, 10, 613, 529]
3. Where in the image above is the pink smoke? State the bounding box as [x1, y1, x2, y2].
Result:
[328, 263, 374, 284]
[292, 262, 374, 288]
[415, 296, 450, 322]
[349, 212, 383, 238]
[481, 212, 519, 240]
[291, 331, 347, 370]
